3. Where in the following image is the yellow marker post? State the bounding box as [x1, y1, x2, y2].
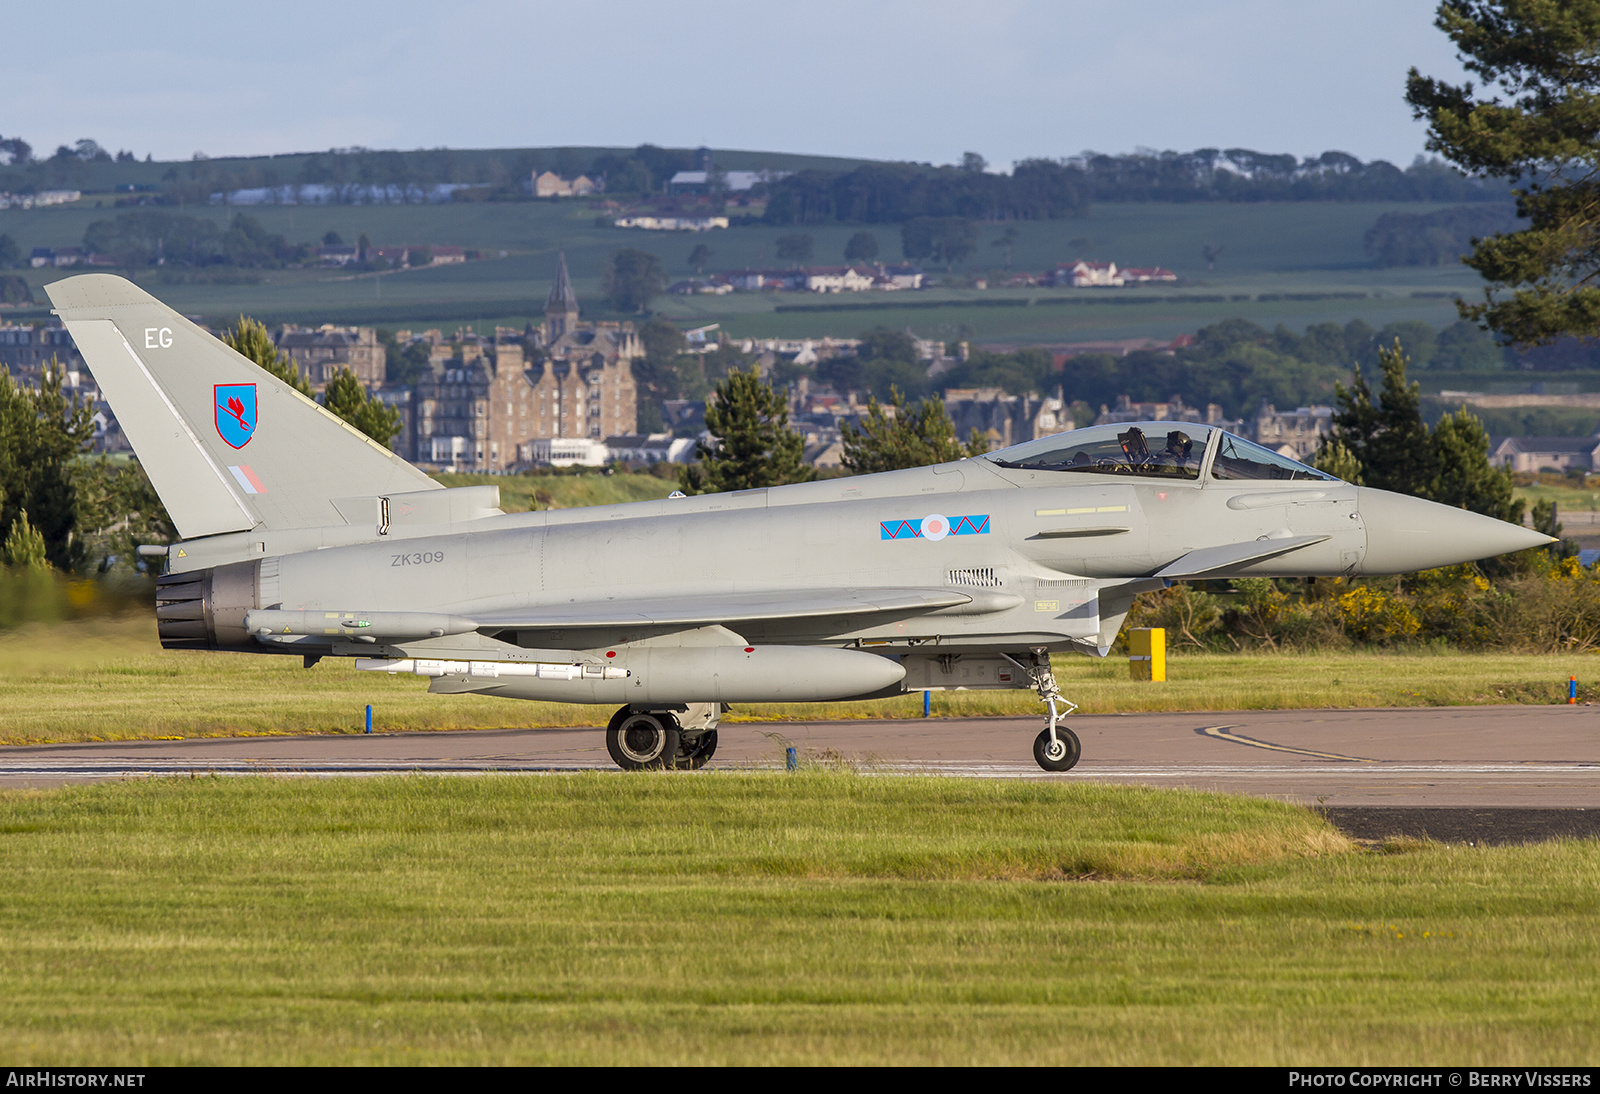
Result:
[1128, 628, 1166, 682]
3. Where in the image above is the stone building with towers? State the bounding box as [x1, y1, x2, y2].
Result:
[403, 253, 641, 470]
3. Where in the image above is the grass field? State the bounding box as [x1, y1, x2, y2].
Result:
[0, 773, 1594, 1064]
[432, 469, 680, 511]
[2, 198, 1478, 342]
[0, 614, 1591, 746]
[1517, 478, 1600, 515]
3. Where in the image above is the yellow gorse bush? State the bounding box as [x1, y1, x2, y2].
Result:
[1335, 586, 1421, 645]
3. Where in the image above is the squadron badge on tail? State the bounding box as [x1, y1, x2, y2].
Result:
[215, 383, 257, 449]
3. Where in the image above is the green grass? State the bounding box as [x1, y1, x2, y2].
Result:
[0, 615, 1592, 745]
[432, 469, 680, 511]
[3, 199, 1481, 342]
[1517, 478, 1600, 515]
[0, 773, 1595, 1064]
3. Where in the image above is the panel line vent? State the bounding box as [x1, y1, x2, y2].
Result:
[947, 567, 1002, 588]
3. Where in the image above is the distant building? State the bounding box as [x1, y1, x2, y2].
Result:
[527, 436, 609, 467]
[944, 388, 1070, 450]
[805, 438, 846, 468]
[720, 268, 801, 291]
[878, 265, 924, 290]
[403, 253, 640, 470]
[604, 434, 697, 464]
[30, 247, 86, 268]
[666, 169, 790, 194]
[614, 215, 728, 231]
[1490, 435, 1600, 473]
[714, 264, 921, 293]
[274, 325, 387, 391]
[212, 183, 471, 205]
[1120, 266, 1177, 283]
[667, 278, 733, 295]
[0, 323, 83, 373]
[1, 190, 80, 210]
[1057, 260, 1123, 287]
[317, 244, 358, 266]
[803, 266, 877, 293]
[1095, 395, 1240, 433]
[1253, 402, 1333, 460]
[531, 171, 602, 198]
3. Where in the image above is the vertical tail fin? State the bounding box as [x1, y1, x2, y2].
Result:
[45, 274, 438, 538]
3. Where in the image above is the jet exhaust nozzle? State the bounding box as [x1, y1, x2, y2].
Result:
[155, 563, 257, 651]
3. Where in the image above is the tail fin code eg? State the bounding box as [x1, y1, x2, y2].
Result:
[45, 274, 438, 538]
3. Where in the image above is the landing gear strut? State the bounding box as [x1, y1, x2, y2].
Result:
[1026, 649, 1080, 773]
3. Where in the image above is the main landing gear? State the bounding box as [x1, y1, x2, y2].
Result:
[1026, 649, 1081, 773]
[605, 705, 720, 771]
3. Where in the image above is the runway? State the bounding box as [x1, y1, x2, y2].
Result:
[2, 706, 1597, 815]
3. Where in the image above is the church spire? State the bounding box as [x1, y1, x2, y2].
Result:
[544, 251, 579, 342]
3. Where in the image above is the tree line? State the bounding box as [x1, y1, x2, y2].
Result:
[80, 210, 308, 268]
[1364, 204, 1521, 267]
[0, 136, 1513, 212]
[0, 322, 399, 589]
[1073, 149, 1509, 204]
[762, 157, 1090, 225]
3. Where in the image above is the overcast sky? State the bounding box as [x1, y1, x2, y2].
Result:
[7, 1, 1468, 168]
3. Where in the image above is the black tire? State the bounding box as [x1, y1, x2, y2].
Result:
[674, 729, 718, 770]
[1033, 726, 1081, 772]
[606, 710, 681, 771]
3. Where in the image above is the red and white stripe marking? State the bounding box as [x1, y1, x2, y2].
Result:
[227, 464, 267, 495]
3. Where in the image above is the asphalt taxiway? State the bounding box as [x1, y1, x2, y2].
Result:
[2, 705, 1596, 812]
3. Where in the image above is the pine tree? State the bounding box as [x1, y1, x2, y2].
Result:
[2, 508, 47, 569]
[1406, 2, 1600, 344]
[1329, 338, 1530, 526]
[1311, 436, 1364, 484]
[0, 358, 95, 571]
[1430, 406, 1522, 522]
[841, 387, 987, 474]
[679, 369, 814, 494]
[222, 316, 312, 396]
[322, 368, 402, 449]
[1327, 340, 1438, 497]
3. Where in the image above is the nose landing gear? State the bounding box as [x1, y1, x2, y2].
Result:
[1025, 648, 1081, 773]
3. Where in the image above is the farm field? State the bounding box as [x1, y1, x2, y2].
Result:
[3, 199, 1480, 342]
[0, 773, 1594, 1065]
[0, 614, 1591, 746]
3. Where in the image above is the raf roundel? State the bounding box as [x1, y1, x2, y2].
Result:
[920, 513, 950, 541]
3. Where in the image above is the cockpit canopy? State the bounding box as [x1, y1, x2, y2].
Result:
[985, 421, 1340, 483]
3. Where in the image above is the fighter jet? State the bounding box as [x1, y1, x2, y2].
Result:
[45, 274, 1552, 771]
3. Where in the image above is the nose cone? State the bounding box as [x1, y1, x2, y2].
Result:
[1357, 487, 1555, 574]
